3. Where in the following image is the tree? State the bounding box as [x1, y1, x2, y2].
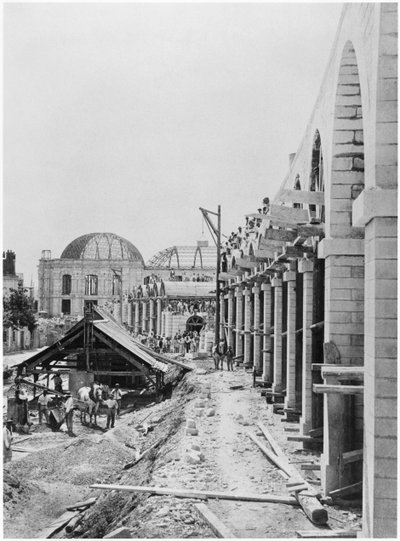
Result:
[3, 286, 37, 333]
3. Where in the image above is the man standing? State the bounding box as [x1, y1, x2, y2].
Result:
[38, 390, 51, 425]
[63, 392, 76, 437]
[225, 346, 234, 371]
[103, 398, 118, 429]
[53, 373, 63, 394]
[3, 420, 13, 463]
[110, 383, 122, 416]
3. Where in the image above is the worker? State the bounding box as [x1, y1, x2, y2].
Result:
[225, 346, 234, 371]
[53, 373, 63, 394]
[38, 390, 51, 425]
[3, 420, 13, 463]
[63, 391, 76, 437]
[110, 383, 122, 416]
[103, 398, 118, 430]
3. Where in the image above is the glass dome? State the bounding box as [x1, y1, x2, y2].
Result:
[61, 233, 144, 263]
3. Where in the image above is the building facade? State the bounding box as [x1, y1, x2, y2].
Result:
[217, 4, 397, 538]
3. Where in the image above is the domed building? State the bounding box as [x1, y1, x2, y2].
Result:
[38, 233, 146, 316]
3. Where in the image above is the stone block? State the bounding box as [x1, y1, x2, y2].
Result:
[206, 408, 216, 417]
[186, 451, 202, 464]
[186, 427, 199, 436]
[104, 527, 132, 538]
[186, 419, 197, 429]
[196, 400, 206, 408]
[191, 443, 201, 452]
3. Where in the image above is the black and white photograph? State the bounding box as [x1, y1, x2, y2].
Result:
[3, 1, 397, 539]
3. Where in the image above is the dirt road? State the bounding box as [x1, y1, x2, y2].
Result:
[3, 358, 362, 538]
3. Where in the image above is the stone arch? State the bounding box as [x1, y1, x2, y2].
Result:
[330, 40, 364, 239]
[193, 246, 203, 269]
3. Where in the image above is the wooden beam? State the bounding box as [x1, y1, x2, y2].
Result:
[89, 484, 298, 506]
[341, 449, 363, 465]
[282, 246, 314, 259]
[194, 504, 236, 538]
[259, 237, 288, 249]
[276, 189, 325, 206]
[287, 436, 323, 444]
[269, 204, 310, 224]
[313, 384, 364, 395]
[92, 370, 142, 376]
[309, 427, 323, 438]
[328, 482, 362, 499]
[297, 224, 325, 238]
[26, 328, 83, 371]
[320, 366, 364, 378]
[300, 464, 321, 471]
[296, 530, 358, 538]
[254, 248, 278, 260]
[39, 511, 79, 539]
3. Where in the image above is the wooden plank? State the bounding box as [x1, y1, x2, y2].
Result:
[259, 237, 288, 249]
[320, 366, 364, 378]
[296, 530, 358, 538]
[194, 503, 236, 538]
[282, 245, 313, 259]
[269, 204, 310, 224]
[89, 484, 299, 506]
[328, 482, 362, 499]
[341, 449, 363, 465]
[276, 189, 325, 206]
[284, 427, 300, 432]
[252, 425, 328, 526]
[297, 224, 325, 238]
[66, 497, 97, 511]
[265, 229, 298, 243]
[287, 436, 323, 443]
[313, 384, 364, 395]
[39, 511, 78, 539]
[301, 464, 321, 471]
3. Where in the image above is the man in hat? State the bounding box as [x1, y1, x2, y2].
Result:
[38, 389, 51, 425]
[63, 391, 76, 437]
[3, 420, 13, 463]
[53, 373, 63, 394]
[110, 383, 122, 417]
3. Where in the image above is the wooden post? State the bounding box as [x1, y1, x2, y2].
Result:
[272, 276, 283, 393]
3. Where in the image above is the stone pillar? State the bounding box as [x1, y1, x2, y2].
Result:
[149, 299, 155, 334]
[252, 284, 262, 373]
[272, 276, 283, 393]
[299, 258, 315, 435]
[261, 281, 272, 382]
[353, 188, 398, 537]
[220, 292, 225, 344]
[235, 287, 243, 359]
[134, 301, 140, 335]
[227, 289, 234, 347]
[141, 301, 147, 333]
[156, 299, 162, 336]
[243, 287, 252, 367]
[284, 270, 297, 411]
[161, 312, 166, 337]
[127, 301, 133, 329]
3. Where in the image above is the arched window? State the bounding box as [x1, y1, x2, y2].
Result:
[62, 274, 71, 295]
[112, 275, 121, 296]
[85, 275, 98, 296]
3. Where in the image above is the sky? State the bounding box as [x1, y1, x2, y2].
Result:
[3, 2, 343, 286]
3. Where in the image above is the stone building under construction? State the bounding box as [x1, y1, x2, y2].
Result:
[216, 4, 397, 538]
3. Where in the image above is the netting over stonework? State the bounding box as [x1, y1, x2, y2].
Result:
[147, 246, 217, 269]
[60, 233, 144, 263]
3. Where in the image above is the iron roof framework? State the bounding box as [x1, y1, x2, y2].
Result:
[60, 233, 144, 264]
[146, 245, 217, 269]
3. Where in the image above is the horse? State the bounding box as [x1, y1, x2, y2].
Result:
[213, 350, 222, 370]
[76, 385, 103, 426]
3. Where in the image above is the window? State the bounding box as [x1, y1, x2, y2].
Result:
[85, 275, 98, 295]
[112, 275, 121, 296]
[61, 299, 71, 314]
[62, 274, 72, 295]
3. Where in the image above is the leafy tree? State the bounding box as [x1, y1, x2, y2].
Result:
[3, 286, 37, 333]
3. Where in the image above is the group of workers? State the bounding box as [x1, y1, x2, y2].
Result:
[212, 344, 234, 371]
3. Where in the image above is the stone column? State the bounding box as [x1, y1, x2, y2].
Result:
[272, 276, 283, 393]
[134, 301, 140, 335]
[227, 289, 234, 347]
[235, 287, 243, 358]
[220, 292, 225, 344]
[127, 301, 133, 329]
[299, 258, 314, 434]
[149, 299, 155, 334]
[252, 284, 262, 373]
[261, 281, 272, 382]
[243, 287, 252, 367]
[141, 301, 147, 333]
[283, 270, 297, 410]
[156, 299, 162, 336]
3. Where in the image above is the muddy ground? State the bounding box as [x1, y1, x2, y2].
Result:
[3, 356, 362, 539]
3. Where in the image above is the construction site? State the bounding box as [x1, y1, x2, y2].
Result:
[3, 2, 397, 539]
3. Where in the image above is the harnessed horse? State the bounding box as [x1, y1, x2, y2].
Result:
[76, 385, 103, 426]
